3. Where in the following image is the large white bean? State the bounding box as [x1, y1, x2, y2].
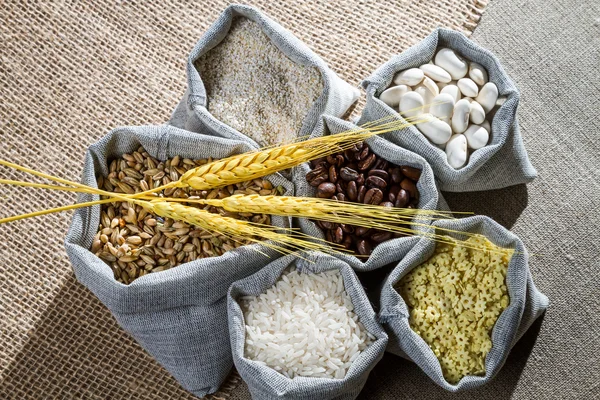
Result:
[469, 101, 486, 124]
[416, 114, 453, 144]
[419, 64, 452, 83]
[413, 84, 435, 113]
[379, 85, 411, 108]
[476, 82, 499, 113]
[457, 78, 479, 98]
[399, 91, 424, 118]
[434, 48, 468, 80]
[468, 62, 488, 86]
[430, 93, 455, 121]
[440, 84, 462, 103]
[393, 68, 425, 86]
[480, 119, 491, 133]
[451, 99, 471, 134]
[464, 125, 490, 149]
[422, 76, 440, 97]
[445, 134, 468, 169]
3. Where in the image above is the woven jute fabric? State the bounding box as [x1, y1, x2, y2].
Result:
[0, 1, 487, 399]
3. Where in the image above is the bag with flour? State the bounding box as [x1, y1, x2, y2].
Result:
[170, 4, 359, 148]
[359, 28, 537, 192]
[65, 124, 293, 397]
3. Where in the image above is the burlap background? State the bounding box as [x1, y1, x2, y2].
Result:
[0, 1, 487, 398]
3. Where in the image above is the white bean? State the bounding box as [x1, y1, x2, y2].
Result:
[399, 91, 424, 118]
[434, 48, 468, 80]
[416, 114, 453, 145]
[379, 85, 411, 108]
[440, 84, 462, 103]
[430, 93, 455, 121]
[469, 101, 486, 124]
[468, 62, 488, 86]
[464, 125, 490, 149]
[476, 82, 499, 113]
[419, 64, 452, 83]
[457, 78, 479, 98]
[451, 99, 471, 134]
[445, 134, 468, 169]
[393, 68, 425, 86]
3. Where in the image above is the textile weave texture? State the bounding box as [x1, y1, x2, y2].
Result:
[12, 0, 600, 399]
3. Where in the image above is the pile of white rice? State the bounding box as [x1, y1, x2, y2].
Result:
[241, 267, 375, 379]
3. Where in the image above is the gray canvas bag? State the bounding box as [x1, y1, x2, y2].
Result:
[227, 252, 388, 400]
[359, 28, 537, 192]
[64, 124, 293, 397]
[378, 216, 549, 391]
[170, 4, 359, 149]
[294, 115, 449, 272]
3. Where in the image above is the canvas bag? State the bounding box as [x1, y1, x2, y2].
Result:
[227, 252, 388, 400]
[64, 124, 294, 397]
[169, 4, 360, 149]
[294, 114, 450, 272]
[359, 28, 537, 192]
[378, 216, 549, 391]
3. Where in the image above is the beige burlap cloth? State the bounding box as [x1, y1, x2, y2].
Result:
[0, 1, 487, 398]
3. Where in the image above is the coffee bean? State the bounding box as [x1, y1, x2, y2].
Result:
[357, 186, 366, 203]
[356, 173, 365, 187]
[368, 169, 389, 180]
[366, 175, 387, 189]
[325, 230, 333, 243]
[388, 185, 400, 203]
[318, 220, 335, 230]
[340, 167, 359, 181]
[357, 239, 372, 256]
[341, 224, 355, 234]
[337, 193, 347, 202]
[355, 227, 371, 237]
[358, 153, 376, 170]
[336, 183, 345, 194]
[347, 181, 357, 201]
[400, 178, 417, 198]
[344, 148, 357, 162]
[394, 189, 409, 208]
[342, 236, 353, 250]
[335, 155, 345, 166]
[371, 232, 393, 243]
[364, 188, 383, 205]
[326, 155, 337, 165]
[358, 145, 370, 160]
[334, 226, 344, 244]
[307, 166, 328, 187]
[373, 159, 388, 170]
[311, 157, 327, 169]
[401, 166, 422, 181]
[329, 165, 338, 183]
[381, 201, 394, 208]
[317, 182, 336, 198]
[391, 167, 403, 183]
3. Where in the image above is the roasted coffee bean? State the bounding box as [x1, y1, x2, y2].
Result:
[347, 181, 357, 201]
[342, 236, 353, 250]
[400, 178, 417, 198]
[373, 159, 388, 170]
[326, 155, 338, 165]
[368, 169, 389, 180]
[325, 230, 334, 243]
[328, 165, 338, 183]
[391, 167, 403, 183]
[334, 226, 344, 244]
[358, 153, 376, 170]
[335, 155, 345, 166]
[357, 186, 367, 203]
[366, 175, 387, 189]
[311, 157, 327, 168]
[401, 165, 422, 181]
[318, 220, 335, 230]
[317, 182, 336, 198]
[357, 239, 373, 256]
[340, 167, 359, 181]
[371, 232, 393, 243]
[358, 145, 370, 160]
[306, 166, 328, 186]
[364, 188, 383, 205]
[388, 185, 400, 203]
[356, 173, 365, 187]
[381, 201, 394, 208]
[394, 189, 410, 208]
[337, 193, 347, 202]
[355, 227, 371, 237]
[344, 148, 357, 161]
[340, 224, 355, 234]
[336, 182, 345, 194]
